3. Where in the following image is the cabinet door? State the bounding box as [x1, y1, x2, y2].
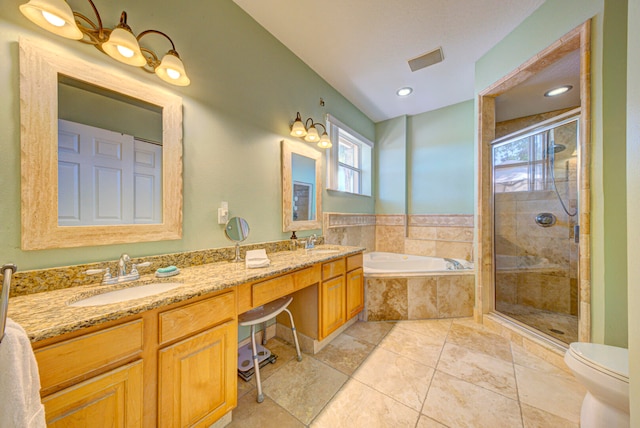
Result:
[321, 275, 346, 339]
[43, 360, 143, 428]
[346, 268, 364, 319]
[158, 321, 237, 428]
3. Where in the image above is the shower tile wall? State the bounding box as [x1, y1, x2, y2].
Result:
[495, 158, 578, 317]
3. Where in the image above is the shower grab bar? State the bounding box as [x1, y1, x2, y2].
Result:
[0, 263, 17, 344]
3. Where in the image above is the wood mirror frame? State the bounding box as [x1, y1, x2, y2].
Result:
[281, 139, 322, 232]
[19, 38, 183, 250]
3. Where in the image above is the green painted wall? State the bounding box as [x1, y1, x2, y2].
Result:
[0, 0, 374, 270]
[627, 0, 639, 419]
[408, 100, 474, 214]
[601, 0, 628, 348]
[476, 0, 631, 346]
[375, 115, 407, 214]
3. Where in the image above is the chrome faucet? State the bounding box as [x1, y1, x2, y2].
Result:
[305, 234, 317, 249]
[444, 258, 464, 270]
[85, 254, 151, 285]
[118, 253, 131, 277]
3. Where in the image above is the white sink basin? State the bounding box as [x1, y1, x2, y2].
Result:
[310, 249, 340, 254]
[69, 282, 183, 307]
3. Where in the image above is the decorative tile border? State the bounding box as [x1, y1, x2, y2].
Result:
[408, 214, 474, 228]
[375, 215, 406, 226]
[324, 212, 376, 228]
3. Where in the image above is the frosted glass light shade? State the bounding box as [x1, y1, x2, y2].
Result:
[102, 27, 146, 66]
[155, 52, 190, 86]
[304, 125, 320, 142]
[290, 117, 307, 137]
[317, 132, 332, 148]
[19, 0, 82, 40]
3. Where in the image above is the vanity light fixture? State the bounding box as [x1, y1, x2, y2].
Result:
[19, 0, 190, 86]
[544, 85, 573, 97]
[290, 112, 332, 149]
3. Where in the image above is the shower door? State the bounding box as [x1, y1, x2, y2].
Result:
[492, 116, 579, 344]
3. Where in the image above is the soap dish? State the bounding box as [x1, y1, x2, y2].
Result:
[155, 268, 180, 278]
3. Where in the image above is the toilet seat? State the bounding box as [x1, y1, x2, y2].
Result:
[568, 342, 629, 383]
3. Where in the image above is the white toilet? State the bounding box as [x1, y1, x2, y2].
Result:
[564, 342, 629, 428]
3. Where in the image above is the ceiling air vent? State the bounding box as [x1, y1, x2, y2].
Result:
[408, 47, 444, 72]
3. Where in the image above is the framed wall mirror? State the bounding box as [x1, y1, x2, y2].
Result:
[19, 37, 183, 250]
[281, 139, 322, 232]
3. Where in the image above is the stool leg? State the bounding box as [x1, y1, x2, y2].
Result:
[262, 321, 268, 346]
[284, 308, 302, 362]
[250, 325, 264, 403]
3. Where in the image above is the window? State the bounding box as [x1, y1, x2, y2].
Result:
[326, 114, 373, 196]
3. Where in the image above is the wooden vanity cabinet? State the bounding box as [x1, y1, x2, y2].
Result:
[34, 290, 237, 428]
[319, 253, 364, 339]
[157, 291, 236, 427]
[346, 254, 364, 319]
[36, 320, 145, 427]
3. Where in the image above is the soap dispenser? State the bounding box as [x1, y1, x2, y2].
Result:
[290, 231, 297, 251]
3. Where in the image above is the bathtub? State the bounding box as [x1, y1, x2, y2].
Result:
[362, 252, 475, 321]
[363, 252, 473, 276]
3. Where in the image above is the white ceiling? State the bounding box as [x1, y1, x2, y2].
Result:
[233, 0, 546, 122]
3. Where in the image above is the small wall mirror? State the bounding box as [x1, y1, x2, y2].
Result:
[225, 217, 250, 262]
[19, 38, 183, 250]
[225, 217, 250, 242]
[281, 140, 322, 232]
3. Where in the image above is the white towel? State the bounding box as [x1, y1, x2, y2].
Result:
[245, 249, 270, 269]
[0, 318, 46, 428]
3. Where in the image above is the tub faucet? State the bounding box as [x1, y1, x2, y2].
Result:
[444, 258, 464, 270]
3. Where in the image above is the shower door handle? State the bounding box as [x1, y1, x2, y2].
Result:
[574, 225, 580, 244]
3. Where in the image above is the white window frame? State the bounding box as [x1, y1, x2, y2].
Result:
[326, 114, 373, 196]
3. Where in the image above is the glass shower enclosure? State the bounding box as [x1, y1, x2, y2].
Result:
[492, 115, 579, 344]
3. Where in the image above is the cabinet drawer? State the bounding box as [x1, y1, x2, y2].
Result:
[43, 360, 144, 428]
[159, 291, 235, 345]
[252, 274, 294, 307]
[293, 265, 321, 290]
[322, 258, 346, 280]
[347, 253, 363, 272]
[35, 319, 144, 391]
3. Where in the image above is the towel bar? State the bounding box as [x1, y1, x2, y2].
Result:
[0, 263, 17, 344]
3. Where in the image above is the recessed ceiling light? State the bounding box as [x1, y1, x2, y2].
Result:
[544, 85, 573, 97]
[396, 87, 413, 97]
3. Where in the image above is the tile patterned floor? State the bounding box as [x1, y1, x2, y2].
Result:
[228, 318, 585, 428]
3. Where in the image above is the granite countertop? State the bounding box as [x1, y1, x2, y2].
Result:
[7, 245, 364, 343]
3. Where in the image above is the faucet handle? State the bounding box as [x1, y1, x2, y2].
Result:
[131, 262, 151, 275]
[85, 267, 112, 280]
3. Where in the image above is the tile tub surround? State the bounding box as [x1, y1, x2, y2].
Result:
[323, 213, 376, 252]
[323, 213, 474, 261]
[3, 238, 324, 298]
[364, 274, 475, 321]
[6, 244, 361, 342]
[231, 318, 585, 427]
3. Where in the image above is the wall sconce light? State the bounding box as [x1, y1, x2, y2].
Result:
[19, 0, 190, 86]
[290, 112, 332, 149]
